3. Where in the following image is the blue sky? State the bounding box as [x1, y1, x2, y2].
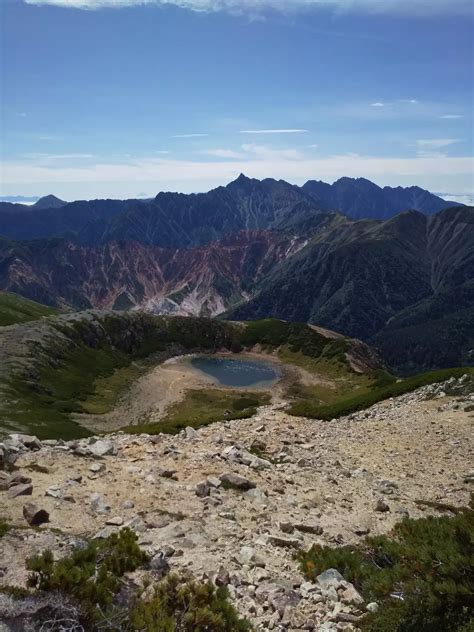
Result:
[1, 0, 473, 201]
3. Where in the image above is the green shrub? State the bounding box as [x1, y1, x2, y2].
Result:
[298, 497, 474, 631]
[129, 573, 252, 632]
[0, 518, 11, 538]
[24, 531, 252, 631]
[27, 528, 148, 625]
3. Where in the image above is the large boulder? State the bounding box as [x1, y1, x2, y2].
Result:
[219, 472, 256, 491]
[316, 568, 345, 590]
[23, 502, 49, 526]
[88, 440, 117, 458]
[9, 434, 42, 451]
[8, 483, 33, 498]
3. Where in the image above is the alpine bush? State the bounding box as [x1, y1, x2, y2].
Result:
[298, 497, 474, 631]
[129, 573, 253, 631]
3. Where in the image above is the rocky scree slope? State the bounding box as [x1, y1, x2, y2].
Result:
[0, 375, 473, 630]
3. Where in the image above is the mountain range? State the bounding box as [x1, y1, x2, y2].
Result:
[0, 175, 461, 245]
[0, 175, 472, 373]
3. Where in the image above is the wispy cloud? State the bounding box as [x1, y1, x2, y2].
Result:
[23, 0, 473, 16]
[241, 143, 304, 160]
[18, 153, 96, 168]
[172, 133, 209, 138]
[416, 138, 460, 149]
[22, 152, 95, 159]
[201, 148, 247, 159]
[370, 99, 418, 108]
[439, 114, 464, 119]
[26, 134, 65, 142]
[239, 129, 308, 134]
[415, 138, 461, 158]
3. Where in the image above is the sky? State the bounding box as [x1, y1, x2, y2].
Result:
[1, 0, 473, 201]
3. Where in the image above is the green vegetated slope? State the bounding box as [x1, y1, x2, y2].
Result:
[0, 291, 57, 326]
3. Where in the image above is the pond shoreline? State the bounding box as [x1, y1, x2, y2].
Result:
[74, 350, 291, 434]
[185, 353, 282, 389]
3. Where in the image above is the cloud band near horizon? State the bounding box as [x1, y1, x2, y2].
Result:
[23, 0, 473, 15]
[1, 153, 473, 201]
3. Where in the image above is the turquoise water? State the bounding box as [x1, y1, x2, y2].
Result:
[190, 356, 280, 388]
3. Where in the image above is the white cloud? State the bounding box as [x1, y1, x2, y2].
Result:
[308, 144, 319, 149]
[439, 114, 464, 119]
[3, 152, 473, 198]
[155, 150, 171, 154]
[239, 129, 308, 134]
[23, 0, 473, 15]
[172, 133, 209, 138]
[370, 102, 385, 107]
[435, 192, 474, 205]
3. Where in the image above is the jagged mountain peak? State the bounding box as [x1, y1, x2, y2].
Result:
[235, 172, 251, 183]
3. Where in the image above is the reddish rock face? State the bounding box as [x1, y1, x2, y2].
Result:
[0, 230, 305, 317]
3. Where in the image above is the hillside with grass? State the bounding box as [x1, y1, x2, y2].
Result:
[0, 291, 57, 326]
